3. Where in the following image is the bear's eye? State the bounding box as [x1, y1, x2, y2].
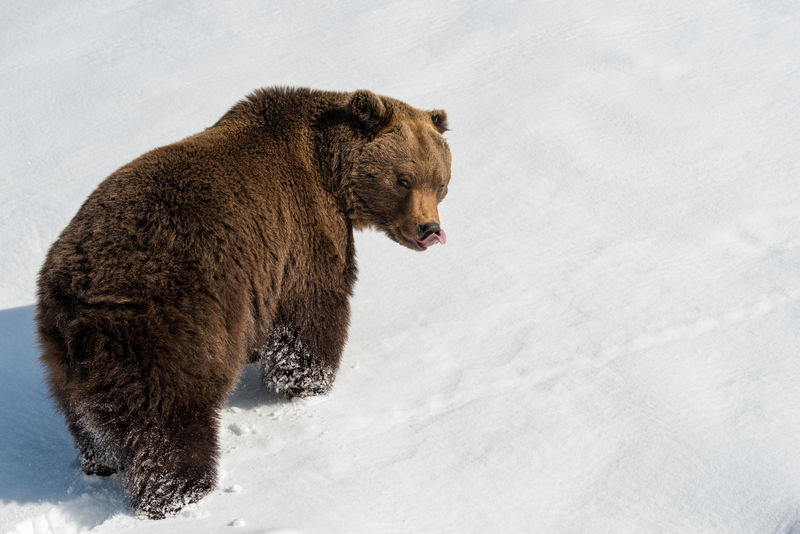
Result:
[437, 185, 444, 193]
[397, 177, 411, 189]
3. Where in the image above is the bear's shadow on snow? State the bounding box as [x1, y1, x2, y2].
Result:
[0, 305, 90, 508]
[0, 305, 282, 517]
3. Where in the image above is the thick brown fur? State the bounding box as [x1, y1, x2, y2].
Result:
[35, 87, 451, 519]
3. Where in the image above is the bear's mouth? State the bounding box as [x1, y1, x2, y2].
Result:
[402, 228, 447, 251]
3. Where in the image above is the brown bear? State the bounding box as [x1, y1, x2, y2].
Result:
[35, 87, 451, 519]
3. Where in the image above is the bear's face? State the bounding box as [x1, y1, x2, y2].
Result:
[349, 91, 451, 252]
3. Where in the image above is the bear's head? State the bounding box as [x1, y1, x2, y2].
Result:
[348, 90, 451, 252]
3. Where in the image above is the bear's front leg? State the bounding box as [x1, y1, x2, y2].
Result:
[259, 325, 335, 397]
[259, 292, 350, 398]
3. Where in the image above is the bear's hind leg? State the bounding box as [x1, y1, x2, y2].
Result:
[123, 410, 219, 519]
[39, 327, 118, 476]
[68, 416, 118, 477]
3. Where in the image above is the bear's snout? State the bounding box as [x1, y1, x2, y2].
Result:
[418, 222, 440, 240]
[411, 224, 447, 250]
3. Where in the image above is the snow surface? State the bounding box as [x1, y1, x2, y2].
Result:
[2, 1, 800, 532]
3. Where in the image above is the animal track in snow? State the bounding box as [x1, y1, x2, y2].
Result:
[597, 290, 800, 364]
[227, 423, 258, 436]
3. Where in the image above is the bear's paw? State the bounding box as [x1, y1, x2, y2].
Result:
[259, 325, 335, 398]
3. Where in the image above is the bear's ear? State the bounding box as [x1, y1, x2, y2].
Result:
[428, 109, 449, 134]
[348, 90, 388, 132]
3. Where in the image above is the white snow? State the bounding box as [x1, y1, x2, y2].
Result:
[3, 1, 800, 533]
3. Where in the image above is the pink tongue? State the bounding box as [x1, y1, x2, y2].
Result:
[420, 228, 447, 248]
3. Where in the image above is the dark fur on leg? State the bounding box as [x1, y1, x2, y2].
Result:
[123, 416, 219, 519]
[75, 428, 118, 477]
[37, 305, 231, 519]
[62, 407, 119, 476]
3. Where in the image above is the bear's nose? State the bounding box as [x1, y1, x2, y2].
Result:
[418, 222, 441, 239]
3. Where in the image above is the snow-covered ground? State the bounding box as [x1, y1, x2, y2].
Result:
[3, 1, 800, 532]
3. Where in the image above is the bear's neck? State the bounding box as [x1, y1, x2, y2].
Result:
[215, 87, 370, 228]
[309, 106, 373, 230]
